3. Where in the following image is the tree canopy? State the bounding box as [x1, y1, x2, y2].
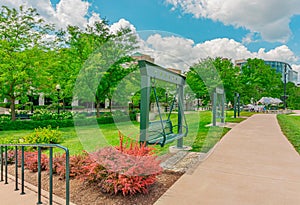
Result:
[0, 5, 55, 120]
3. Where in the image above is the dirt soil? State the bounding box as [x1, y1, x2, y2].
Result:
[8, 166, 183, 205]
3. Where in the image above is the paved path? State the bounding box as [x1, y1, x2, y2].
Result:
[0, 177, 44, 205]
[155, 114, 300, 205]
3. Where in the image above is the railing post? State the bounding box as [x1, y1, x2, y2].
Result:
[5, 146, 8, 184]
[21, 146, 25, 195]
[0, 144, 70, 205]
[15, 146, 19, 191]
[65, 149, 70, 205]
[49, 147, 53, 205]
[0, 146, 3, 182]
[37, 146, 42, 205]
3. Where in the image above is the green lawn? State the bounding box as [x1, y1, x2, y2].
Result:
[0, 110, 255, 155]
[277, 114, 300, 154]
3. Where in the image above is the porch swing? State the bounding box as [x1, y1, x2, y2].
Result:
[139, 60, 188, 148]
[146, 83, 188, 147]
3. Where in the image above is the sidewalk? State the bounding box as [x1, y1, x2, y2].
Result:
[0, 174, 68, 205]
[155, 114, 300, 205]
[0, 177, 44, 205]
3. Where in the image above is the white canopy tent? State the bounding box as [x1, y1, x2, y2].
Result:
[257, 97, 282, 105]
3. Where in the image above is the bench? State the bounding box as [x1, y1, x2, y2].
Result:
[147, 120, 187, 147]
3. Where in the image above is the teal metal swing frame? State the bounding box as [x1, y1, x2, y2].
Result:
[139, 60, 188, 147]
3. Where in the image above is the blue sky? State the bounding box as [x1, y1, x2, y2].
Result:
[93, 0, 300, 57]
[2, 0, 300, 75]
[93, 0, 275, 51]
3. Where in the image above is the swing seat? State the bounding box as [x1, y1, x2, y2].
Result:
[147, 120, 187, 147]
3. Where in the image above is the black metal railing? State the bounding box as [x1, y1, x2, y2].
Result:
[0, 144, 70, 205]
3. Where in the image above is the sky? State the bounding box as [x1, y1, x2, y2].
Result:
[1, 0, 300, 79]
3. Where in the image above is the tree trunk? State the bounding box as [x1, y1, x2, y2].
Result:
[96, 102, 101, 118]
[10, 97, 16, 121]
[109, 98, 112, 113]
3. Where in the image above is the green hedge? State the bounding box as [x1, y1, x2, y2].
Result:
[0, 114, 137, 131]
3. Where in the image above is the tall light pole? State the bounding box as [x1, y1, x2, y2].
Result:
[283, 64, 287, 109]
[30, 86, 34, 114]
[56, 84, 61, 114]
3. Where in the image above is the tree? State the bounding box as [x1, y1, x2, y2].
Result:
[186, 70, 209, 107]
[286, 82, 300, 109]
[186, 57, 225, 107]
[212, 57, 240, 103]
[71, 23, 139, 117]
[238, 58, 283, 103]
[0, 5, 54, 120]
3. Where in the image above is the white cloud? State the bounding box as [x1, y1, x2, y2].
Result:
[0, 0, 93, 29]
[110, 18, 137, 34]
[255, 45, 299, 62]
[137, 33, 300, 72]
[165, 0, 300, 43]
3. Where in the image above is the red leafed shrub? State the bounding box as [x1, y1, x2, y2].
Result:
[6, 150, 17, 164]
[81, 132, 163, 196]
[24, 151, 49, 172]
[53, 151, 92, 178]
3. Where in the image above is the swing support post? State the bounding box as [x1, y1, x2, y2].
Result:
[138, 60, 187, 147]
[140, 74, 151, 144]
[177, 84, 184, 148]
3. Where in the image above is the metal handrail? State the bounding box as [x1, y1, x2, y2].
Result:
[0, 144, 70, 205]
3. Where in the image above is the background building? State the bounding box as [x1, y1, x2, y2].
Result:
[235, 59, 299, 84]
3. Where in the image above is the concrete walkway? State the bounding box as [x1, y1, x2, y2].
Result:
[0, 174, 68, 205]
[155, 114, 300, 205]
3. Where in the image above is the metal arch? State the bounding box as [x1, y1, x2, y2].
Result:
[139, 60, 187, 148]
[138, 60, 186, 86]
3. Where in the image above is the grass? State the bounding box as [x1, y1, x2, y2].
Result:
[225, 110, 255, 123]
[0, 110, 255, 155]
[277, 114, 300, 154]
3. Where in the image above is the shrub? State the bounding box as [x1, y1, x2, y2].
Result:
[31, 109, 73, 121]
[22, 126, 63, 144]
[53, 151, 92, 179]
[3, 150, 48, 172]
[24, 151, 49, 172]
[0, 115, 11, 122]
[0, 135, 22, 144]
[5, 150, 16, 164]
[80, 132, 162, 196]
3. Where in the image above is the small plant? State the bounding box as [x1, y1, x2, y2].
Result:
[22, 125, 63, 144]
[0, 115, 11, 122]
[0, 135, 22, 145]
[81, 132, 163, 196]
[31, 109, 73, 121]
[53, 151, 92, 179]
[24, 151, 49, 172]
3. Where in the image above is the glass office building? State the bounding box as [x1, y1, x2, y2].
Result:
[236, 60, 299, 84]
[264, 61, 298, 84]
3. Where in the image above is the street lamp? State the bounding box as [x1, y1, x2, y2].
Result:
[283, 64, 288, 109]
[56, 84, 61, 114]
[30, 86, 34, 114]
[165, 92, 168, 112]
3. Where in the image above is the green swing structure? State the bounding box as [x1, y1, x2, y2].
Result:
[138, 60, 188, 147]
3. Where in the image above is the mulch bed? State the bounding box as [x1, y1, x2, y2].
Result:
[8, 166, 183, 205]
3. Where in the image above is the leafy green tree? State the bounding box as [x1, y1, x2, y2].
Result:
[186, 57, 226, 107]
[286, 82, 300, 109]
[186, 70, 209, 107]
[212, 57, 240, 103]
[48, 21, 112, 111]
[0, 5, 54, 120]
[238, 58, 283, 103]
[71, 23, 139, 117]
